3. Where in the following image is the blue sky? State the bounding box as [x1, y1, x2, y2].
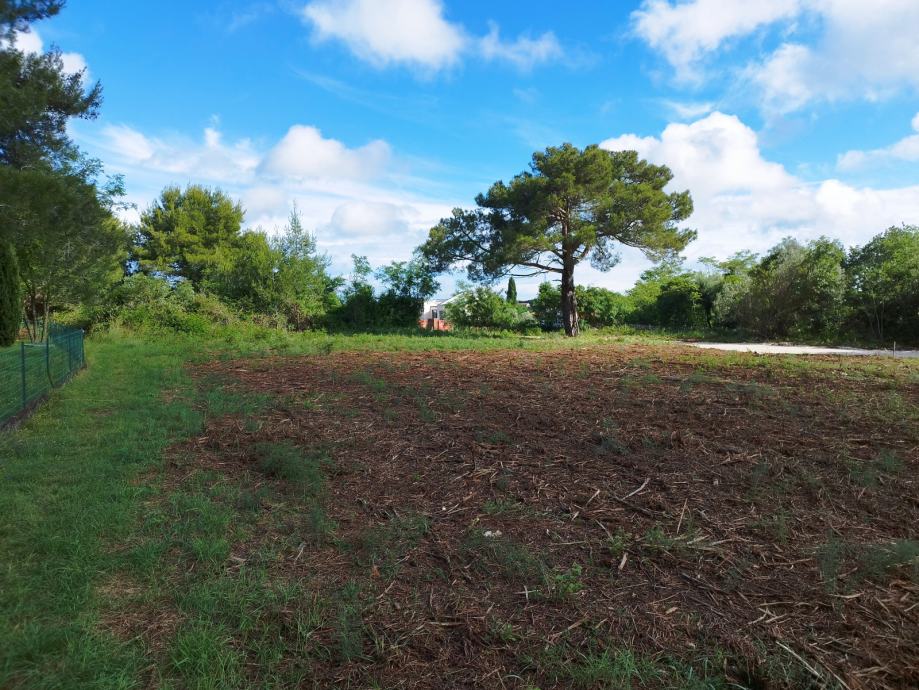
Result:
[21, 0, 919, 296]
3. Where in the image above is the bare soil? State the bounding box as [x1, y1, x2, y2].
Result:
[173, 344, 919, 689]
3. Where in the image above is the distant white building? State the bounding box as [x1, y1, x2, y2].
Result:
[420, 295, 462, 330]
[420, 295, 461, 321]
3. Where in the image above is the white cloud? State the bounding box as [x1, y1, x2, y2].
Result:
[302, 0, 466, 71]
[659, 99, 715, 119]
[479, 21, 562, 71]
[99, 124, 260, 183]
[837, 111, 919, 170]
[261, 125, 390, 180]
[632, 0, 801, 81]
[76, 119, 457, 286]
[10, 29, 43, 53]
[300, 0, 564, 73]
[632, 0, 919, 112]
[7, 28, 91, 80]
[600, 111, 919, 260]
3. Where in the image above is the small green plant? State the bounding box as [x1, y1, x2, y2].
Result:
[487, 619, 518, 644]
[204, 384, 274, 417]
[680, 368, 713, 391]
[854, 540, 919, 584]
[353, 514, 430, 577]
[753, 510, 790, 544]
[416, 396, 437, 422]
[643, 525, 678, 551]
[463, 529, 543, 583]
[540, 644, 657, 689]
[547, 564, 584, 600]
[606, 528, 630, 559]
[306, 504, 336, 545]
[333, 581, 365, 662]
[170, 620, 244, 687]
[253, 441, 327, 496]
[483, 497, 523, 515]
[816, 536, 845, 592]
[235, 485, 269, 513]
[353, 369, 390, 401]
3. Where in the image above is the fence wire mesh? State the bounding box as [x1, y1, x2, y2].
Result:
[1, 325, 85, 426]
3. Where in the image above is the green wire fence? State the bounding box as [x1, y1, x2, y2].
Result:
[1, 325, 86, 427]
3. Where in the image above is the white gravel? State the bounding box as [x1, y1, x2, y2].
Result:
[688, 342, 919, 358]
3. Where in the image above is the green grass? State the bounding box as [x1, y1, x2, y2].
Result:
[0, 335, 201, 688]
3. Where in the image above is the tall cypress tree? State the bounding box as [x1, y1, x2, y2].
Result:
[0, 241, 21, 346]
[506, 276, 517, 303]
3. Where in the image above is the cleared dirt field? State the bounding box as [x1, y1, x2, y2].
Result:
[147, 344, 917, 689]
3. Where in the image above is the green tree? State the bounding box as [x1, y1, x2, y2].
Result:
[375, 256, 439, 327]
[0, 240, 20, 346]
[695, 251, 757, 328]
[272, 207, 341, 329]
[422, 144, 694, 336]
[1, 2, 101, 169]
[134, 185, 245, 286]
[203, 208, 341, 329]
[625, 258, 686, 325]
[655, 276, 704, 329]
[733, 237, 846, 339]
[204, 231, 278, 313]
[0, 160, 127, 340]
[330, 255, 376, 330]
[506, 276, 517, 303]
[0, 2, 124, 340]
[529, 281, 561, 330]
[1, 1, 64, 38]
[845, 224, 919, 343]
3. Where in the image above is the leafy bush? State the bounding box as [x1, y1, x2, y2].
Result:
[529, 282, 629, 331]
[446, 287, 536, 332]
[327, 255, 437, 330]
[729, 237, 846, 340]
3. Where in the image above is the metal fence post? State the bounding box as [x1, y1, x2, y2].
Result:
[46, 335, 52, 386]
[20, 341, 27, 409]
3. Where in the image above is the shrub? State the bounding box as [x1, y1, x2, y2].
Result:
[0, 241, 21, 346]
[446, 287, 536, 332]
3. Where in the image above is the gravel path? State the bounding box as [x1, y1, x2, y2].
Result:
[689, 342, 919, 358]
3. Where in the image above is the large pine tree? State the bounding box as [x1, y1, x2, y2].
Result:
[422, 144, 695, 336]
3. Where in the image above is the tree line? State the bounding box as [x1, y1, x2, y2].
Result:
[490, 226, 915, 344]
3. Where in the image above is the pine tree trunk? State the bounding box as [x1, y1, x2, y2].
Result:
[560, 260, 579, 337]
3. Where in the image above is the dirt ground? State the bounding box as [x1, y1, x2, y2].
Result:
[175, 343, 918, 689]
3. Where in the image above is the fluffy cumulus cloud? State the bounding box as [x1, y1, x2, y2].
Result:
[837, 112, 919, 170]
[632, 0, 801, 82]
[80, 119, 454, 278]
[632, 0, 919, 113]
[600, 111, 919, 259]
[261, 125, 390, 180]
[301, 0, 564, 72]
[302, 0, 466, 71]
[7, 28, 91, 79]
